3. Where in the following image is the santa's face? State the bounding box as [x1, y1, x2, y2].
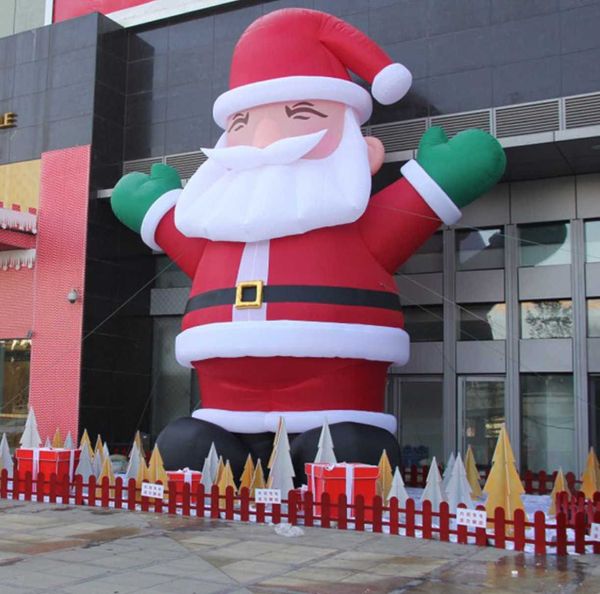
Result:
[174, 100, 385, 243]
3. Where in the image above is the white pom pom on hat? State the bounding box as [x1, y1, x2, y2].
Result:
[213, 8, 413, 128]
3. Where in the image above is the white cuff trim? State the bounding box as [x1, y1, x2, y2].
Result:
[401, 159, 461, 225]
[191, 409, 397, 435]
[176, 321, 409, 367]
[140, 189, 181, 251]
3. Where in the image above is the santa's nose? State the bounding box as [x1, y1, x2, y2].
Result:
[252, 117, 282, 148]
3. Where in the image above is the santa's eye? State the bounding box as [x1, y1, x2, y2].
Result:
[285, 102, 328, 120]
[228, 112, 249, 132]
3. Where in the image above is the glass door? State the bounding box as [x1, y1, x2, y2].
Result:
[458, 376, 505, 467]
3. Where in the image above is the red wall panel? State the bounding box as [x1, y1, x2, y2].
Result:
[0, 269, 33, 338]
[54, 0, 152, 22]
[29, 146, 91, 442]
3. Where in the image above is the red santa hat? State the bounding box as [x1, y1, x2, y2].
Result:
[213, 8, 412, 128]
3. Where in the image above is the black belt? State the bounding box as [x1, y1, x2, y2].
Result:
[184, 281, 402, 313]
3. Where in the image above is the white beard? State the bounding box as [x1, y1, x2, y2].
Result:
[174, 109, 372, 242]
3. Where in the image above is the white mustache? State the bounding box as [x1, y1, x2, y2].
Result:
[201, 129, 327, 171]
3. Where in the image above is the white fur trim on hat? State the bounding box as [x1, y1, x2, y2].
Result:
[401, 160, 461, 225]
[372, 63, 412, 105]
[175, 320, 410, 367]
[192, 409, 397, 434]
[140, 189, 181, 251]
[213, 76, 372, 128]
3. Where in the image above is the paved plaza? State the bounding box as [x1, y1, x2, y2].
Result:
[0, 499, 596, 593]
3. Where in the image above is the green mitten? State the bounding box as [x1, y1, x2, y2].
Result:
[111, 164, 182, 233]
[416, 127, 506, 208]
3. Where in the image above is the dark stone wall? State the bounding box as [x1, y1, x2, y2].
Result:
[122, 0, 600, 161]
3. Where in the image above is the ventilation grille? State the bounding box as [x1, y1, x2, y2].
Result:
[565, 93, 600, 129]
[430, 110, 491, 137]
[495, 100, 560, 138]
[122, 157, 162, 175]
[166, 151, 206, 180]
[369, 119, 427, 152]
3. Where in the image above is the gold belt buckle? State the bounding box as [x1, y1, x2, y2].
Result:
[235, 280, 264, 309]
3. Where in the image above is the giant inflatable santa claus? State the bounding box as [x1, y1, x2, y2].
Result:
[111, 8, 506, 480]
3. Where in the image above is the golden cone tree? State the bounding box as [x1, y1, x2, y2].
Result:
[465, 445, 483, 499]
[134, 430, 145, 459]
[136, 453, 150, 485]
[377, 449, 393, 499]
[249, 458, 266, 498]
[239, 454, 254, 492]
[483, 425, 525, 521]
[79, 429, 94, 459]
[215, 456, 225, 485]
[549, 467, 571, 516]
[52, 428, 63, 449]
[581, 447, 600, 500]
[148, 445, 169, 487]
[217, 460, 237, 495]
[96, 456, 115, 498]
[268, 417, 287, 469]
[94, 435, 105, 462]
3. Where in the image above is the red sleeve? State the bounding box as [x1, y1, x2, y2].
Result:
[358, 177, 443, 274]
[155, 207, 207, 279]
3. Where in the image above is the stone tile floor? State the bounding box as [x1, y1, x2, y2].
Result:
[0, 499, 596, 593]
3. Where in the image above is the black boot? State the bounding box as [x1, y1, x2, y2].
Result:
[156, 417, 250, 479]
[290, 422, 401, 486]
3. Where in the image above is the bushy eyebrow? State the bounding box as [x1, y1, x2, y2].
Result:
[285, 104, 328, 118]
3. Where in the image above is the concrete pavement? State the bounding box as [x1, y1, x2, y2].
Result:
[0, 499, 597, 593]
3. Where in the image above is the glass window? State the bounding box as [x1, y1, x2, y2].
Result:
[456, 228, 504, 271]
[587, 299, 600, 337]
[585, 220, 600, 264]
[458, 303, 506, 341]
[521, 374, 574, 472]
[0, 339, 30, 450]
[399, 232, 443, 274]
[154, 255, 191, 289]
[402, 305, 443, 342]
[519, 222, 570, 267]
[459, 377, 505, 467]
[388, 376, 443, 465]
[520, 300, 572, 339]
[589, 375, 600, 454]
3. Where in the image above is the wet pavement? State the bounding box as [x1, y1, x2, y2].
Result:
[0, 499, 597, 593]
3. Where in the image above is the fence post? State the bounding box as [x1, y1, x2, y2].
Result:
[438, 502, 449, 542]
[127, 478, 136, 511]
[337, 494, 348, 530]
[225, 486, 234, 520]
[61, 473, 70, 505]
[210, 485, 220, 519]
[24, 471, 32, 501]
[256, 502, 266, 524]
[181, 482, 191, 516]
[494, 507, 506, 549]
[287, 490, 298, 525]
[574, 511, 586, 554]
[389, 497, 399, 536]
[240, 487, 250, 522]
[48, 473, 56, 503]
[303, 490, 314, 528]
[196, 483, 205, 518]
[533, 511, 546, 555]
[420, 465, 429, 488]
[456, 503, 467, 545]
[0, 469, 7, 499]
[593, 510, 600, 555]
[513, 509, 525, 551]
[321, 492, 331, 529]
[410, 464, 418, 487]
[74, 475, 83, 506]
[271, 502, 281, 525]
[556, 512, 567, 556]
[566, 472, 576, 493]
[167, 481, 177, 515]
[538, 471, 548, 495]
[524, 470, 533, 494]
[421, 500, 432, 540]
[475, 504, 487, 547]
[114, 478, 123, 510]
[88, 476, 97, 508]
[405, 498, 415, 537]
[354, 495, 365, 532]
[101, 477, 110, 508]
[373, 495, 383, 534]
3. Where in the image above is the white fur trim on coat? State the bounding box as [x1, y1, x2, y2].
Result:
[401, 160, 461, 225]
[140, 189, 181, 251]
[213, 76, 373, 128]
[192, 408, 397, 434]
[175, 320, 409, 367]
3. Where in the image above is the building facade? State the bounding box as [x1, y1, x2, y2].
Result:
[0, 0, 599, 474]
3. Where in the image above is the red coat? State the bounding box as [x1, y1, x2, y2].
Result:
[144, 175, 442, 369]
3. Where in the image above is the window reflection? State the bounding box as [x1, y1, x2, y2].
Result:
[399, 232, 443, 274]
[402, 305, 444, 342]
[520, 300, 572, 339]
[585, 220, 600, 264]
[458, 303, 506, 341]
[519, 222, 570, 267]
[587, 299, 600, 337]
[456, 228, 504, 271]
[521, 374, 574, 472]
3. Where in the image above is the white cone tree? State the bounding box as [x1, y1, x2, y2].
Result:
[445, 453, 473, 511]
[125, 442, 140, 483]
[420, 456, 446, 512]
[20, 407, 41, 448]
[63, 432, 74, 450]
[0, 434, 13, 477]
[314, 420, 336, 464]
[267, 418, 295, 496]
[207, 442, 220, 483]
[442, 452, 456, 492]
[74, 442, 95, 483]
[387, 467, 409, 506]
[201, 455, 215, 490]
